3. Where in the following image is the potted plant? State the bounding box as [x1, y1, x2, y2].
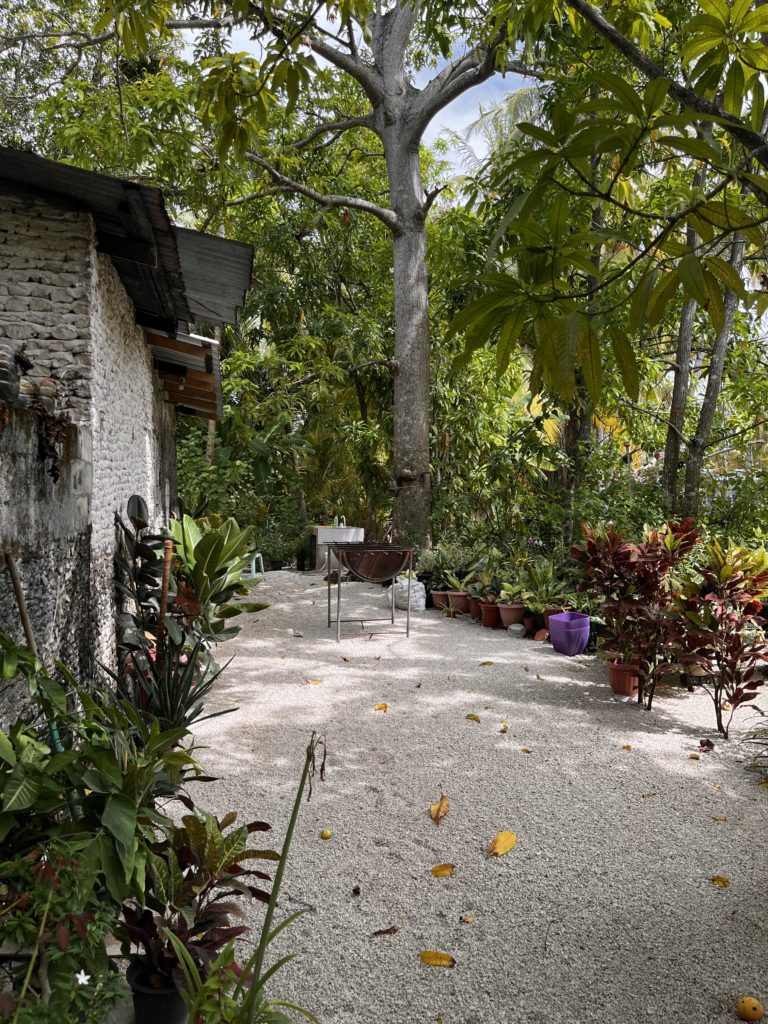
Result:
[466, 576, 486, 621]
[479, 587, 501, 628]
[497, 581, 525, 627]
[521, 558, 572, 629]
[120, 810, 276, 1024]
[445, 570, 475, 615]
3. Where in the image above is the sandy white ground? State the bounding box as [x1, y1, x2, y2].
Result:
[188, 571, 768, 1024]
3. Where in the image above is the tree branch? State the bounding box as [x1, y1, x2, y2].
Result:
[411, 42, 543, 141]
[294, 114, 375, 150]
[305, 34, 383, 105]
[566, 0, 768, 191]
[246, 151, 401, 233]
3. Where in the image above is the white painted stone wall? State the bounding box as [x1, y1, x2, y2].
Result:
[0, 190, 94, 424]
[0, 187, 176, 683]
[88, 252, 176, 665]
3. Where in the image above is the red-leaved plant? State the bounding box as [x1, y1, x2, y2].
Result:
[666, 542, 768, 737]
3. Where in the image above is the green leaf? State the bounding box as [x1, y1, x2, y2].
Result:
[678, 253, 709, 305]
[644, 78, 671, 115]
[495, 304, 528, 376]
[647, 269, 681, 325]
[576, 318, 602, 403]
[2, 768, 41, 812]
[744, 7, 768, 33]
[704, 255, 746, 296]
[0, 651, 18, 679]
[0, 731, 16, 768]
[102, 793, 138, 861]
[609, 329, 640, 402]
[703, 269, 725, 334]
[630, 270, 657, 333]
[723, 60, 745, 115]
[591, 70, 645, 118]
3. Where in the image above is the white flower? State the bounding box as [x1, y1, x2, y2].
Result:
[75, 970, 90, 986]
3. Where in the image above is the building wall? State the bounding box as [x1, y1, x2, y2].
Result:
[0, 188, 176, 720]
[88, 253, 176, 667]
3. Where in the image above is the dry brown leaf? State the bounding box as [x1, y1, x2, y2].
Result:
[535, 674, 544, 680]
[641, 792, 656, 799]
[375, 703, 388, 713]
[460, 912, 477, 924]
[305, 678, 322, 685]
[500, 723, 509, 734]
[341, 656, 352, 662]
[758, 780, 768, 789]
[688, 753, 700, 761]
[430, 794, 450, 825]
[431, 863, 455, 878]
[480, 660, 495, 666]
[710, 875, 731, 888]
[420, 951, 456, 968]
[621, 744, 632, 751]
[373, 656, 381, 661]
[520, 748, 530, 754]
[488, 830, 518, 857]
[523, 666, 529, 672]
[371, 925, 398, 937]
[713, 815, 728, 822]
[465, 713, 481, 723]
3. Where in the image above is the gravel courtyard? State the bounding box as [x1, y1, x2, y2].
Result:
[190, 571, 768, 1024]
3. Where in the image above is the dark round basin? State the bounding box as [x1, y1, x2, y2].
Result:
[331, 542, 413, 583]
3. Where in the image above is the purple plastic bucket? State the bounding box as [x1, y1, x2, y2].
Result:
[549, 612, 590, 656]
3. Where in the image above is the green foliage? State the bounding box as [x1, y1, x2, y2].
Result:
[0, 842, 125, 1023]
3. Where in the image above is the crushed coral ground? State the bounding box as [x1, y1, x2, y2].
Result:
[189, 571, 768, 1024]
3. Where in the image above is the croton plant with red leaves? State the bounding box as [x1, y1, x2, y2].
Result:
[666, 542, 768, 737]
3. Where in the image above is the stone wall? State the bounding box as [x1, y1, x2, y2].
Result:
[0, 187, 177, 714]
[88, 253, 176, 667]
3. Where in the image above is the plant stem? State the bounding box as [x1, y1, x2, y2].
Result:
[11, 883, 55, 1024]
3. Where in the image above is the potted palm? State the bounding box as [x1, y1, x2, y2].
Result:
[521, 559, 572, 630]
[445, 570, 474, 615]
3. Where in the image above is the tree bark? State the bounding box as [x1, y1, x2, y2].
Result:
[660, 294, 696, 514]
[682, 234, 745, 517]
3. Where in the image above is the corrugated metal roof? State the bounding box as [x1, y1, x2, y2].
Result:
[0, 146, 252, 332]
[174, 227, 253, 326]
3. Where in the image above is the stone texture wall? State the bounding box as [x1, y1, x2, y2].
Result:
[88, 253, 176, 667]
[0, 188, 93, 424]
[0, 187, 177, 716]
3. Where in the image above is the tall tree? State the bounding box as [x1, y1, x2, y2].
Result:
[1, 0, 540, 547]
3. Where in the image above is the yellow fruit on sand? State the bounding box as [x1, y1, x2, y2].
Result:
[320, 829, 332, 840]
[736, 996, 765, 1021]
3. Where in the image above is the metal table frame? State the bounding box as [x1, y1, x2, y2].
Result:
[326, 545, 413, 641]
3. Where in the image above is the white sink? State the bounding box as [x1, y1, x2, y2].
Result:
[313, 526, 364, 568]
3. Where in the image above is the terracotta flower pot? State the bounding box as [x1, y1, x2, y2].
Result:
[468, 597, 482, 621]
[522, 612, 545, 634]
[480, 602, 501, 628]
[447, 591, 470, 615]
[431, 589, 450, 611]
[498, 602, 525, 627]
[607, 660, 640, 697]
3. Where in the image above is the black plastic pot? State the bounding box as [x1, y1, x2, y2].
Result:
[126, 961, 187, 1024]
[417, 572, 434, 608]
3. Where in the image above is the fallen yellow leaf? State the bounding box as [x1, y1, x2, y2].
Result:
[480, 660, 494, 666]
[430, 863, 455, 878]
[758, 780, 768, 788]
[688, 753, 700, 761]
[520, 748, 530, 754]
[710, 875, 731, 888]
[375, 703, 388, 713]
[488, 830, 518, 856]
[320, 829, 332, 840]
[621, 744, 632, 751]
[460, 912, 477, 924]
[711, 784, 721, 792]
[713, 815, 728, 822]
[465, 713, 481, 723]
[420, 951, 455, 968]
[305, 678, 322, 685]
[430, 794, 450, 825]
[500, 724, 509, 734]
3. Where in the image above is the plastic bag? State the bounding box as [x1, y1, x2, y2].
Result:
[387, 576, 426, 611]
